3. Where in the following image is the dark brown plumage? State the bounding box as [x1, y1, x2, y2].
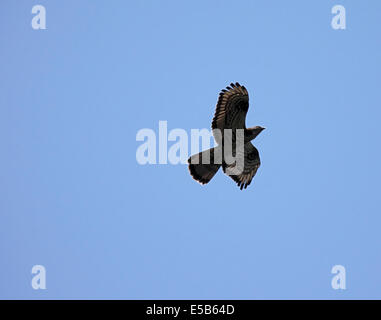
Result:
[188, 82, 265, 190]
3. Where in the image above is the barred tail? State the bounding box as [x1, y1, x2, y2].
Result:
[187, 147, 221, 185]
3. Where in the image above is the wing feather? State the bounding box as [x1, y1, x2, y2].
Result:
[211, 82, 249, 143]
[223, 142, 260, 190]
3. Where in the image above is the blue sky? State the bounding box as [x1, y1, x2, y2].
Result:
[1, 0, 380, 299]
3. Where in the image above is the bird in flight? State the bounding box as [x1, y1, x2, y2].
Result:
[188, 82, 265, 190]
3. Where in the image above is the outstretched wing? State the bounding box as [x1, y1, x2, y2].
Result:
[223, 142, 260, 190]
[212, 82, 249, 143]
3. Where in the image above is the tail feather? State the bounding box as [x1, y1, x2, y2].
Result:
[187, 147, 221, 185]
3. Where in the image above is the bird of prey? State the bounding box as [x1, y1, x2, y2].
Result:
[188, 82, 265, 190]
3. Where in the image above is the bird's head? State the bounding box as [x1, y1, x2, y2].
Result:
[246, 126, 265, 140]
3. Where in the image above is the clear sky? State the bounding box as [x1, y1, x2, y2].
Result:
[1, 0, 380, 299]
